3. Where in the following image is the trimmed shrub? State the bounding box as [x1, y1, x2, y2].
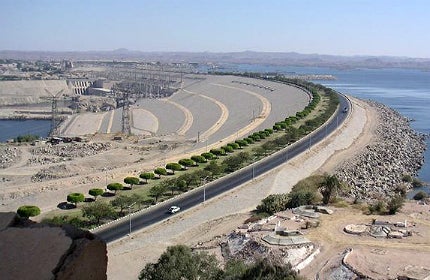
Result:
[235, 139, 248, 147]
[107, 183, 124, 194]
[67, 192, 85, 206]
[264, 128, 273, 134]
[191, 155, 207, 163]
[178, 158, 196, 167]
[273, 124, 282, 131]
[201, 152, 215, 160]
[124, 176, 140, 188]
[154, 167, 168, 178]
[166, 162, 183, 173]
[227, 142, 240, 150]
[140, 172, 155, 183]
[222, 145, 234, 153]
[89, 188, 104, 200]
[17, 205, 41, 218]
[210, 148, 226, 156]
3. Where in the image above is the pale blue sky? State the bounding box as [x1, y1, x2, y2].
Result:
[1, 0, 429, 57]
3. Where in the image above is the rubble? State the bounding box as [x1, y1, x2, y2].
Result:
[28, 142, 112, 165]
[31, 164, 78, 182]
[335, 101, 427, 200]
[0, 145, 21, 169]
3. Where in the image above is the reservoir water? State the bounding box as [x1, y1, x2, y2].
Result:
[0, 119, 51, 142]
[212, 64, 430, 185]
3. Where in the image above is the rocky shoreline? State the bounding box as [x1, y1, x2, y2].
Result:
[335, 100, 427, 200]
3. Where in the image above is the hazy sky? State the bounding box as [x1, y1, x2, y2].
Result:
[1, 0, 429, 58]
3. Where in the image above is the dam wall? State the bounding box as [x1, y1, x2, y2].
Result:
[0, 80, 72, 106]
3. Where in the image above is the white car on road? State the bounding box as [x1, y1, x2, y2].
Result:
[168, 206, 180, 214]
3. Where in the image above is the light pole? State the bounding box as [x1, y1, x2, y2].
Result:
[128, 202, 136, 235]
[201, 176, 209, 203]
[103, 168, 108, 192]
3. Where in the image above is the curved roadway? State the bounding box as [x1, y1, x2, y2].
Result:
[94, 90, 350, 243]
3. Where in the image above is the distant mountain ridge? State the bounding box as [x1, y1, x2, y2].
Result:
[1, 49, 429, 70]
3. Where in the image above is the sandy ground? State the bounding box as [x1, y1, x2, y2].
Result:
[105, 96, 376, 279]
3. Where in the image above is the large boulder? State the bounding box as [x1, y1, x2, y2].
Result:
[0, 212, 107, 280]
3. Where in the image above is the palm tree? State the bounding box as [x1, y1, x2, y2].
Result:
[319, 174, 341, 204]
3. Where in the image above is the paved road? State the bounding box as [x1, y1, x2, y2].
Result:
[94, 90, 350, 243]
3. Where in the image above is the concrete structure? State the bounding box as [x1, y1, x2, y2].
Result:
[67, 79, 93, 95]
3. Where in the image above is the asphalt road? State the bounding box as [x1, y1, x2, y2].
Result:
[94, 91, 350, 243]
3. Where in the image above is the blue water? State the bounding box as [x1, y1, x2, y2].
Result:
[0, 119, 51, 141]
[318, 68, 430, 184]
[211, 64, 430, 184]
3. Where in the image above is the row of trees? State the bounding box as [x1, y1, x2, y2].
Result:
[21, 77, 337, 226]
[101, 79, 334, 206]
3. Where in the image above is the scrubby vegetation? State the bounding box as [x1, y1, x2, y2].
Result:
[139, 245, 304, 280]
[14, 134, 40, 143]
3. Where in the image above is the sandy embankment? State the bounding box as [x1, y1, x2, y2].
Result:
[106, 96, 373, 280]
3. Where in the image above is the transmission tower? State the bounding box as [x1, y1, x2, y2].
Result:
[120, 91, 131, 135]
[44, 89, 64, 136]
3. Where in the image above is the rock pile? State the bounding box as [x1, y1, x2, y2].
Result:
[28, 142, 112, 165]
[31, 164, 78, 182]
[221, 232, 284, 264]
[0, 145, 21, 169]
[335, 101, 427, 200]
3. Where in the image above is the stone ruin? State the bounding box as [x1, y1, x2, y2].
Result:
[193, 207, 333, 270]
[344, 219, 412, 239]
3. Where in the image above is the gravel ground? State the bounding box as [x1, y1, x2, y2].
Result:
[131, 108, 158, 135]
[134, 98, 184, 136]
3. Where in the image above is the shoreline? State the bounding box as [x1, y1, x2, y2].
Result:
[335, 100, 427, 199]
[0, 116, 51, 121]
